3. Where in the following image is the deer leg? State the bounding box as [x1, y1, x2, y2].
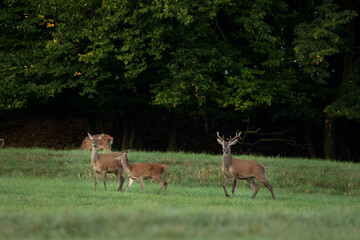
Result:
[115, 172, 120, 191]
[119, 175, 125, 192]
[125, 178, 134, 192]
[94, 172, 99, 191]
[159, 174, 168, 195]
[232, 178, 237, 197]
[116, 172, 124, 192]
[222, 176, 230, 198]
[247, 178, 259, 199]
[160, 173, 168, 195]
[103, 171, 107, 191]
[258, 178, 276, 200]
[154, 176, 167, 195]
[157, 182, 164, 194]
[139, 176, 145, 193]
[155, 177, 164, 194]
[163, 181, 168, 195]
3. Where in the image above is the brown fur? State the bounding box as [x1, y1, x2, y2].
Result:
[81, 134, 114, 151]
[0, 139, 4, 149]
[88, 133, 124, 191]
[217, 132, 275, 199]
[116, 151, 168, 195]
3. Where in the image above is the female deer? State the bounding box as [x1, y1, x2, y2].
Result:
[115, 150, 168, 195]
[89, 133, 125, 191]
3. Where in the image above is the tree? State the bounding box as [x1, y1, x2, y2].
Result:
[293, 0, 358, 159]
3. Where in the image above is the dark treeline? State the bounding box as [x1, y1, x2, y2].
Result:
[0, 0, 359, 161]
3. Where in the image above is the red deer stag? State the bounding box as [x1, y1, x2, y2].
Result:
[217, 132, 275, 199]
[115, 151, 168, 195]
[88, 133, 124, 191]
[81, 133, 114, 151]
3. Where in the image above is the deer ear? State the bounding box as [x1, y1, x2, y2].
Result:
[87, 133, 93, 139]
[229, 139, 238, 146]
[217, 138, 223, 145]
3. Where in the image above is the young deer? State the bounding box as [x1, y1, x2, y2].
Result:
[115, 151, 168, 195]
[217, 132, 275, 199]
[88, 133, 124, 191]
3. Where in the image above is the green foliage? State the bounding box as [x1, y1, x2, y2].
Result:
[1, 0, 359, 137]
[324, 64, 360, 120]
[214, 0, 287, 111]
[293, 1, 357, 84]
[150, 1, 223, 110]
[0, 0, 62, 109]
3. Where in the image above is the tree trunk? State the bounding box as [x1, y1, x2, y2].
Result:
[337, 117, 351, 161]
[112, 114, 122, 150]
[122, 112, 132, 150]
[99, 115, 105, 133]
[168, 111, 179, 151]
[121, 107, 146, 150]
[324, 116, 336, 160]
[133, 107, 146, 150]
[87, 113, 97, 134]
[304, 123, 317, 158]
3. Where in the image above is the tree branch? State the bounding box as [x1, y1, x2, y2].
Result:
[215, 16, 233, 49]
[238, 128, 308, 150]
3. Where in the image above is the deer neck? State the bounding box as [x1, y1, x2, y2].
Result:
[121, 156, 131, 174]
[222, 151, 232, 169]
[91, 146, 98, 164]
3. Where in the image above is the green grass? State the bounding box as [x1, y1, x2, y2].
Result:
[0, 148, 360, 239]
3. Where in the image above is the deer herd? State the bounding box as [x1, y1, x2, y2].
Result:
[86, 131, 275, 199]
[88, 133, 167, 195]
[1, 132, 275, 199]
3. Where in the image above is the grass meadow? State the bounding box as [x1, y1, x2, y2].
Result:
[0, 148, 359, 239]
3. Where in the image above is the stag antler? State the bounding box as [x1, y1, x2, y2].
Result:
[229, 131, 242, 141]
[216, 132, 224, 142]
[217, 131, 243, 142]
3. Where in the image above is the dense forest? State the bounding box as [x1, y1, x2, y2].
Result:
[0, 0, 359, 161]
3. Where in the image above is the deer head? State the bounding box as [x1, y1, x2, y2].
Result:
[88, 133, 104, 148]
[217, 132, 242, 154]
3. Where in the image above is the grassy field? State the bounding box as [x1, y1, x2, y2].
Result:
[0, 148, 359, 239]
